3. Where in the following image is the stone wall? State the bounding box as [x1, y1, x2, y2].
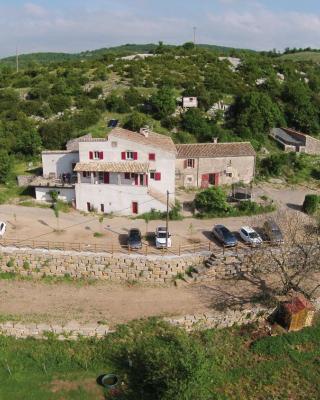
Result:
[0, 246, 209, 284]
[165, 306, 273, 331]
[0, 307, 273, 340]
[17, 175, 36, 187]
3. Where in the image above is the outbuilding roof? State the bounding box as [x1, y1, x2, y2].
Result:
[108, 128, 177, 154]
[74, 162, 149, 173]
[176, 142, 256, 158]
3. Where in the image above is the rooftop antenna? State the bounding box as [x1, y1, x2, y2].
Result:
[16, 46, 19, 73]
[193, 26, 197, 45]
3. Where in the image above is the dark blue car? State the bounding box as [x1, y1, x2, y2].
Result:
[212, 225, 237, 247]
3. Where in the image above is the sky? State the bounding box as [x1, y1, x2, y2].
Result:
[1, 0, 320, 57]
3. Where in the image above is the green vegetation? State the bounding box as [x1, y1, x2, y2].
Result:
[258, 152, 320, 184]
[302, 194, 320, 215]
[135, 201, 183, 221]
[1, 42, 320, 203]
[0, 318, 319, 399]
[194, 187, 275, 218]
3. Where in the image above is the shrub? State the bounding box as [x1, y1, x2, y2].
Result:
[194, 187, 230, 214]
[302, 194, 320, 215]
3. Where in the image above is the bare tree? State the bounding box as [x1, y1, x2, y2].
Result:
[245, 211, 320, 299]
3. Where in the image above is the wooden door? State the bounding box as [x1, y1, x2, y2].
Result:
[201, 174, 209, 188]
[132, 202, 138, 214]
[104, 172, 110, 184]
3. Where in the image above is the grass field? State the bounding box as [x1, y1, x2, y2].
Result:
[0, 318, 319, 399]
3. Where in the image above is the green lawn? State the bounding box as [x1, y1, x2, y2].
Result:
[0, 318, 319, 399]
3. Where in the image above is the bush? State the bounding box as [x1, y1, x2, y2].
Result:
[194, 187, 230, 214]
[302, 194, 320, 215]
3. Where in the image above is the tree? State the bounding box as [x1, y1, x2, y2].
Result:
[48, 95, 72, 113]
[231, 91, 284, 136]
[194, 187, 230, 214]
[150, 87, 176, 119]
[124, 112, 149, 132]
[0, 150, 12, 183]
[246, 211, 320, 298]
[182, 109, 212, 142]
[124, 87, 143, 107]
[109, 319, 212, 400]
[182, 42, 195, 51]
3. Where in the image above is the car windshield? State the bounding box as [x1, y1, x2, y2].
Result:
[157, 232, 170, 239]
[249, 232, 259, 239]
[130, 230, 141, 239]
[220, 227, 233, 238]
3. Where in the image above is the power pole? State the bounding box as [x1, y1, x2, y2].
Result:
[166, 190, 169, 248]
[16, 46, 19, 73]
[193, 26, 197, 45]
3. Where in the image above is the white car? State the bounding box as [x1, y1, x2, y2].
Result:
[155, 227, 172, 249]
[239, 226, 262, 246]
[0, 221, 6, 237]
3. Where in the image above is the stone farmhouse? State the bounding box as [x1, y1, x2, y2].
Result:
[175, 142, 256, 188]
[30, 128, 256, 215]
[270, 127, 320, 155]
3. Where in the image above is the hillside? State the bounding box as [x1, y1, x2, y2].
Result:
[0, 42, 254, 67]
[280, 51, 320, 62]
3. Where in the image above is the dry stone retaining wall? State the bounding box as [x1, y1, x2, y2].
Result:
[0, 246, 209, 284]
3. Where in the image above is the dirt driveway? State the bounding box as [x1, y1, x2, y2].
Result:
[0, 278, 265, 326]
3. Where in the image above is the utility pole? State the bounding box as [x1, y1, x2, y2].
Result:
[16, 46, 19, 73]
[166, 190, 169, 248]
[193, 26, 197, 45]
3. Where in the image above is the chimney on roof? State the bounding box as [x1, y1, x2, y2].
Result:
[212, 137, 218, 144]
[140, 126, 150, 138]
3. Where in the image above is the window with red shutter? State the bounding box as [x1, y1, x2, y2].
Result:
[124, 172, 130, 180]
[133, 152, 138, 160]
[89, 151, 93, 160]
[121, 151, 126, 160]
[155, 172, 161, 181]
[149, 153, 156, 161]
[99, 151, 104, 160]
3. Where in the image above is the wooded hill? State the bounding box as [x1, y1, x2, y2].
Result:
[0, 42, 320, 185]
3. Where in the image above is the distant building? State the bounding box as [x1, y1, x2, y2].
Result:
[175, 141, 256, 188]
[270, 128, 320, 155]
[182, 97, 198, 108]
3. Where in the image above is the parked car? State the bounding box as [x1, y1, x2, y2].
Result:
[263, 219, 284, 244]
[212, 225, 237, 247]
[239, 226, 262, 246]
[0, 221, 6, 237]
[127, 228, 142, 250]
[155, 226, 172, 248]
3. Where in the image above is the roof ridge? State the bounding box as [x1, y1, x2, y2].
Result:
[176, 142, 253, 146]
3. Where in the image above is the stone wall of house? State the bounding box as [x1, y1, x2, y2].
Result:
[0, 246, 209, 284]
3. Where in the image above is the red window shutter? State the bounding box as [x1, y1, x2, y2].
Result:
[134, 174, 139, 186]
[155, 172, 161, 181]
[99, 151, 104, 160]
[89, 151, 93, 160]
[133, 152, 138, 160]
[184, 160, 188, 169]
[121, 151, 126, 160]
[149, 153, 155, 161]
